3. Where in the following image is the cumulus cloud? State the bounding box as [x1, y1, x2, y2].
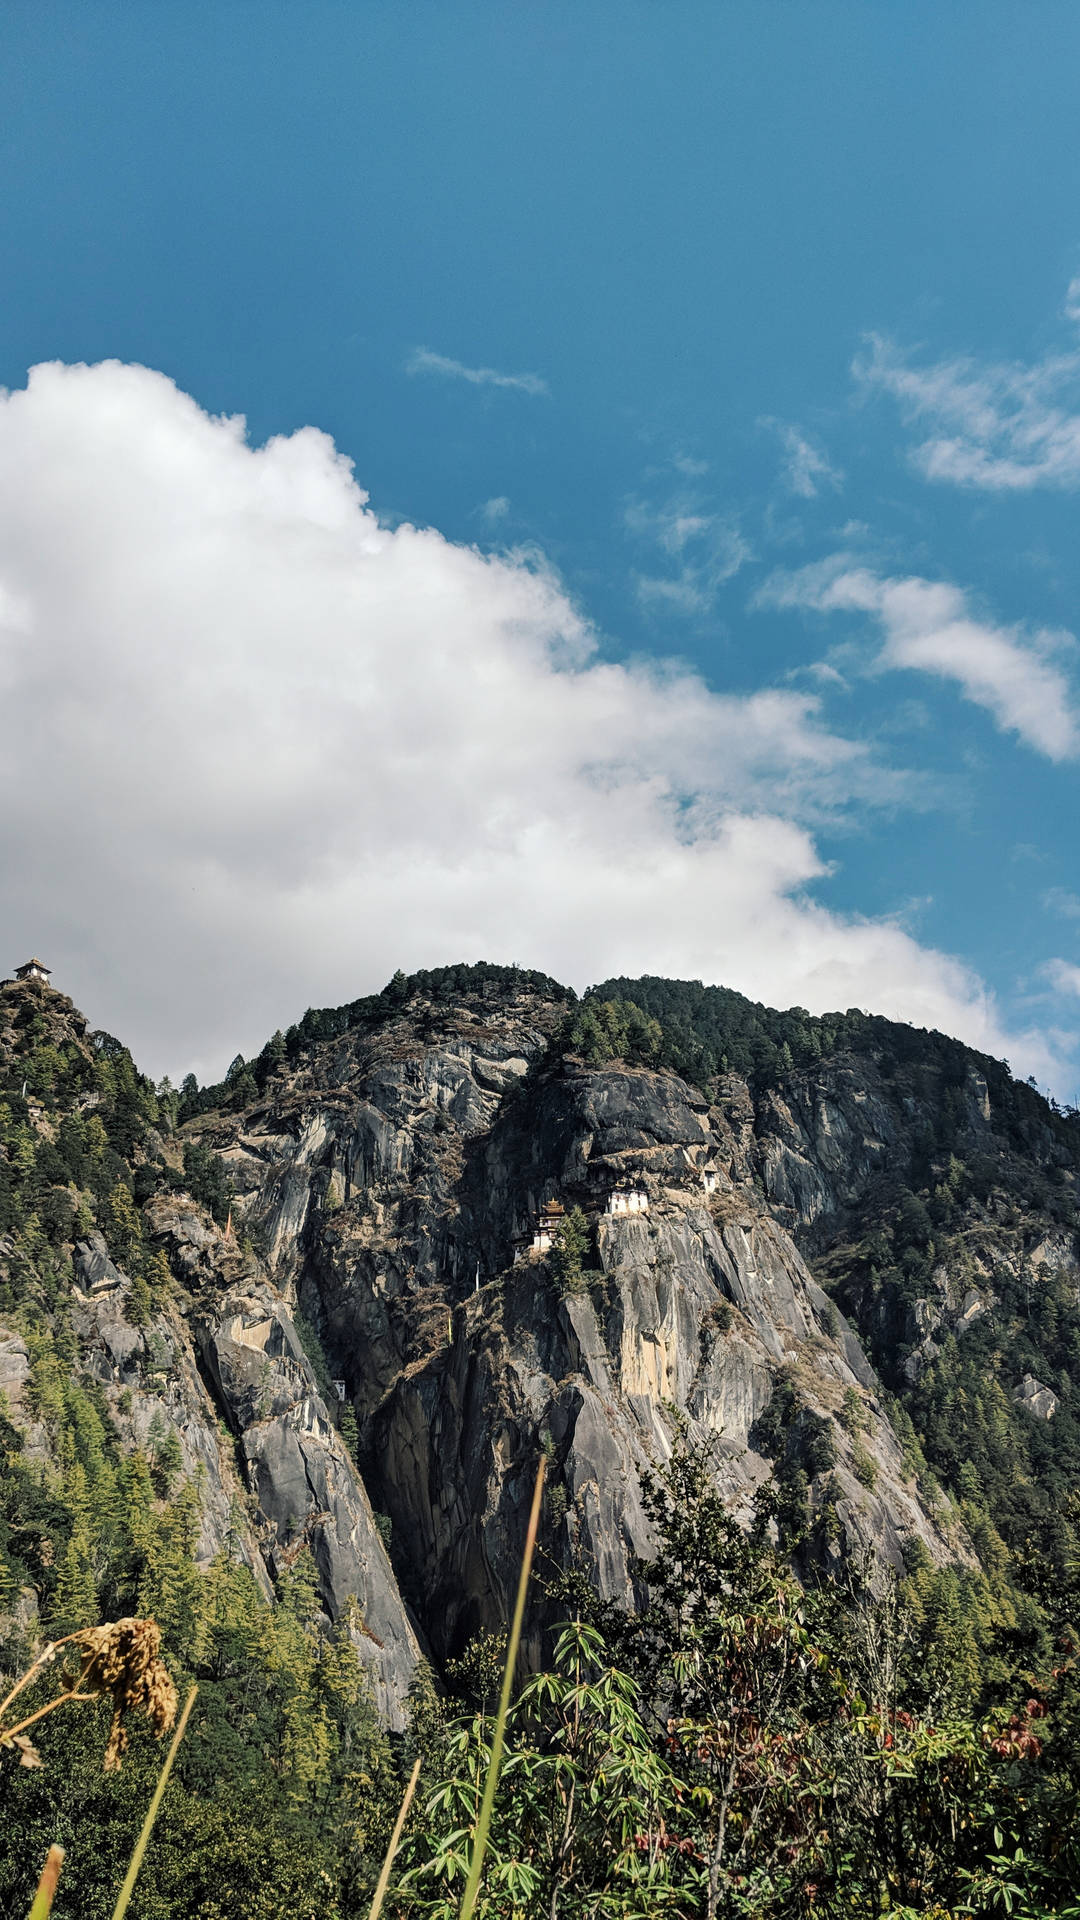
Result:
[855, 288, 1080, 490]
[407, 347, 547, 396]
[759, 559, 1080, 762]
[760, 418, 843, 498]
[0, 360, 1063, 1084]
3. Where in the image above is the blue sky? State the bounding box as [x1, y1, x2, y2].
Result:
[2, 3, 1080, 1091]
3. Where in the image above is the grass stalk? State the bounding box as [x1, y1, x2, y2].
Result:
[458, 1456, 545, 1920]
[366, 1754, 422, 1920]
[109, 1684, 198, 1920]
[4, 1688, 97, 1743]
[0, 1632, 86, 1725]
[27, 1845, 64, 1920]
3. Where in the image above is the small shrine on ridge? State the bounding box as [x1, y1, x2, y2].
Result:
[14, 959, 52, 985]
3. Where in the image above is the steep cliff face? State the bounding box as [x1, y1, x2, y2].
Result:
[0, 978, 420, 1722]
[744, 1047, 1077, 1406]
[592, 974, 1080, 1561]
[191, 984, 966, 1665]
[753, 1050, 994, 1245]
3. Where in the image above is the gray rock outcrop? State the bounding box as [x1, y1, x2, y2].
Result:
[1014, 1373, 1058, 1420]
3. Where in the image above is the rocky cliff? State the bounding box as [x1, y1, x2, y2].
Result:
[177, 977, 968, 1682]
[6, 962, 1078, 1720]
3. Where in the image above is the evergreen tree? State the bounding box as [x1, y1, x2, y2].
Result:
[125, 1269, 152, 1328]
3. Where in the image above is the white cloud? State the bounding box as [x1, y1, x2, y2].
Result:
[1044, 958, 1080, 998]
[1043, 887, 1080, 920]
[626, 496, 751, 615]
[760, 418, 843, 498]
[672, 452, 709, 477]
[760, 559, 1080, 761]
[481, 495, 510, 522]
[407, 347, 547, 396]
[855, 289, 1080, 490]
[0, 359, 1065, 1087]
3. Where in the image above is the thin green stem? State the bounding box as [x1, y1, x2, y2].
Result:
[4, 1688, 97, 1743]
[109, 1685, 198, 1920]
[0, 1636, 80, 1724]
[27, 1844, 64, 1920]
[458, 1456, 545, 1920]
[367, 1754, 422, 1920]
[1, 1636, 100, 1732]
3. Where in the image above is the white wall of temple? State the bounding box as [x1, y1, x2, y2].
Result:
[605, 1189, 648, 1214]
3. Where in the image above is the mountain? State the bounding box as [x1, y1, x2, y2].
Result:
[5, 958, 1079, 1697]
[5, 959, 1080, 1912]
[179, 969, 966, 1682]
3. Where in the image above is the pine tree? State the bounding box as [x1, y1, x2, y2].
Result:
[126, 1268, 153, 1327]
[104, 1179, 142, 1265]
[271, 1552, 333, 1801]
[339, 1402, 360, 1462]
[50, 1460, 98, 1630]
[550, 1206, 592, 1295]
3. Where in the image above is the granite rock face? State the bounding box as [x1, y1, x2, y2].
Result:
[193, 1275, 421, 1722]
[1014, 1373, 1058, 1421]
[190, 987, 968, 1668]
[753, 1055, 994, 1244]
[134, 1193, 423, 1724]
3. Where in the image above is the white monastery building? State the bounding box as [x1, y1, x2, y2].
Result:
[604, 1185, 649, 1215]
[14, 959, 51, 984]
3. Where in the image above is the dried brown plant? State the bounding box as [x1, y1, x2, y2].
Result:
[0, 1616, 178, 1771]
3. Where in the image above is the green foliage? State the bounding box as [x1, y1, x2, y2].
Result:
[179, 1140, 234, 1225]
[588, 973, 876, 1088]
[339, 1402, 360, 1463]
[176, 961, 577, 1115]
[0, 1509, 397, 1918]
[400, 1620, 679, 1918]
[125, 1270, 153, 1329]
[839, 1386, 868, 1436]
[0, 996, 174, 1307]
[402, 1436, 1080, 1918]
[4, 1411, 1080, 1917]
[547, 1205, 599, 1297]
[560, 996, 663, 1067]
[224, 1056, 259, 1108]
[292, 1308, 337, 1407]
